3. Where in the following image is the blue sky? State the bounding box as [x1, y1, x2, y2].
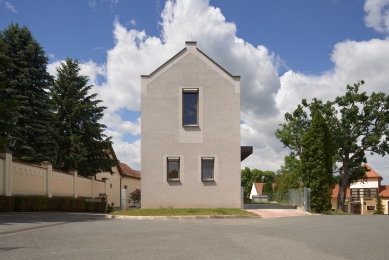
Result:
[1, 0, 389, 183]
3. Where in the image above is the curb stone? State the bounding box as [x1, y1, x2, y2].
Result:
[105, 215, 260, 220]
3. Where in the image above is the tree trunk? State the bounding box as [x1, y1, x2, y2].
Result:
[337, 165, 350, 212]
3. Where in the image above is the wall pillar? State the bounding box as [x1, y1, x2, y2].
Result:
[348, 199, 351, 213]
[0, 150, 13, 196]
[41, 161, 52, 198]
[69, 169, 78, 198]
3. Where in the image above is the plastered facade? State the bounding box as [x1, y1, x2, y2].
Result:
[141, 42, 241, 208]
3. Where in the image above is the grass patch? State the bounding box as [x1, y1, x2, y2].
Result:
[110, 207, 258, 216]
[322, 210, 352, 215]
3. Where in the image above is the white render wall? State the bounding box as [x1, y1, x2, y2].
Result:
[350, 179, 379, 189]
[141, 42, 241, 208]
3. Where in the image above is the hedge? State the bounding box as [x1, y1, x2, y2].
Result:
[0, 196, 106, 213]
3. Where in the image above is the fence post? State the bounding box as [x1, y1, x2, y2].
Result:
[70, 169, 78, 198]
[41, 161, 52, 198]
[0, 149, 13, 196]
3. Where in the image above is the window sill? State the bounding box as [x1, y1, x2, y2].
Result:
[167, 178, 180, 182]
[202, 179, 214, 182]
[183, 124, 199, 127]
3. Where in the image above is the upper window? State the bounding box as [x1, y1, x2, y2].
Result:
[124, 185, 128, 189]
[167, 157, 180, 181]
[183, 89, 198, 126]
[201, 157, 214, 181]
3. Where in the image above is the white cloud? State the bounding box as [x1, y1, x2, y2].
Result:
[364, 0, 389, 34]
[129, 19, 136, 26]
[88, 0, 96, 9]
[48, 53, 55, 60]
[104, 114, 140, 136]
[2, 1, 17, 13]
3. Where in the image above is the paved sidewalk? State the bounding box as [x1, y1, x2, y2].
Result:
[106, 214, 260, 220]
[246, 209, 311, 218]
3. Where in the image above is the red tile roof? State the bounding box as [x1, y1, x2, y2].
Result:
[253, 183, 276, 195]
[254, 183, 264, 195]
[362, 164, 381, 178]
[332, 184, 350, 198]
[119, 163, 141, 179]
[379, 185, 389, 197]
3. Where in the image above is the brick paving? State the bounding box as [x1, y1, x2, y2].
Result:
[246, 209, 311, 218]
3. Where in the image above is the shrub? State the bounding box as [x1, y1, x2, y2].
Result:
[130, 189, 141, 205]
[0, 196, 106, 213]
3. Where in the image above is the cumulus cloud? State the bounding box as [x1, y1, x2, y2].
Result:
[364, 0, 389, 34]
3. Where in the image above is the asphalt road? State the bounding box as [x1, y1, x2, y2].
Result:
[0, 213, 387, 259]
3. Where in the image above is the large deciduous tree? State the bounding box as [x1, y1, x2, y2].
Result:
[300, 111, 334, 212]
[0, 23, 57, 162]
[275, 81, 389, 211]
[52, 58, 118, 176]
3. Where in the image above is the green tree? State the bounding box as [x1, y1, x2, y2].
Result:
[0, 37, 16, 149]
[1, 23, 57, 162]
[241, 167, 253, 198]
[274, 155, 301, 195]
[300, 111, 334, 212]
[275, 81, 389, 211]
[374, 195, 384, 214]
[51, 58, 118, 176]
[262, 182, 273, 196]
[241, 168, 275, 198]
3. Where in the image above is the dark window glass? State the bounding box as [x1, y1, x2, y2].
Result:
[367, 206, 375, 210]
[167, 157, 180, 180]
[202, 158, 214, 180]
[183, 92, 198, 125]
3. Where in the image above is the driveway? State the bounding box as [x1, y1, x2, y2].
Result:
[1, 213, 387, 259]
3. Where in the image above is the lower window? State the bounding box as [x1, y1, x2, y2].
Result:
[201, 157, 214, 181]
[367, 206, 375, 211]
[167, 157, 180, 181]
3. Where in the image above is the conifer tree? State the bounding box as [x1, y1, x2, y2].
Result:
[52, 58, 118, 176]
[300, 111, 334, 212]
[0, 38, 15, 149]
[0, 23, 57, 162]
[374, 195, 384, 214]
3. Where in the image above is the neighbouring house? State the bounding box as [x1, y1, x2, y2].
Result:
[331, 164, 389, 214]
[250, 183, 265, 199]
[140, 41, 252, 208]
[95, 148, 141, 208]
[249, 182, 276, 202]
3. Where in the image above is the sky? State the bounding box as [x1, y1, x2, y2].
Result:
[1, 0, 389, 183]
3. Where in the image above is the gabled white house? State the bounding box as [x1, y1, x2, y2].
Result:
[140, 41, 252, 208]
